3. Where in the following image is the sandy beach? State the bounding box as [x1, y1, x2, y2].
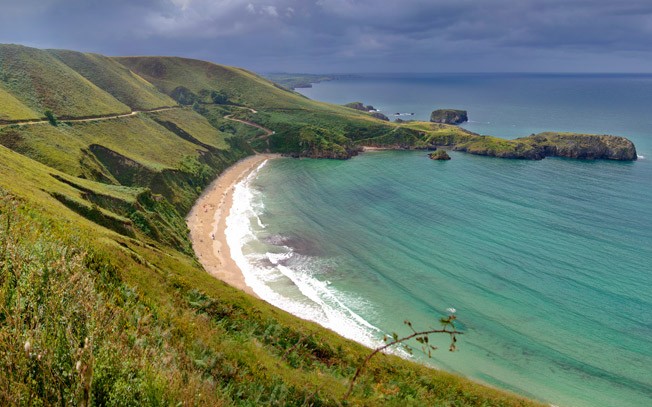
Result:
[187, 154, 278, 297]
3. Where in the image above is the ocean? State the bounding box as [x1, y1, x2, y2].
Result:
[226, 74, 652, 406]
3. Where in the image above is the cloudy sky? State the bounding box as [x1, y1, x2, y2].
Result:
[2, 0, 652, 73]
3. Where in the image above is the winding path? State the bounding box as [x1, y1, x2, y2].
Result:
[0, 106, 179, 128]
[223, 107, 275, 151]
[0, 104, 277, 152]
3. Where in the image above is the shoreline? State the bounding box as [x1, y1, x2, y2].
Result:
[187, 154, 279, 297]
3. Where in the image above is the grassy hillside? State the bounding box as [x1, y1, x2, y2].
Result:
[0, 85, 39, 121]
[0, 44, 130, 118]
[116, 56, 395, 157]
[114, 56, 307, 108]
[49, 50, 177, 110]
[0, 44, 551, 405]
[0, 108, 249, 213]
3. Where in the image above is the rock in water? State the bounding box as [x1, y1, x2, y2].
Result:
[428, 150, 451, 160]
[430, 109, 468, 124]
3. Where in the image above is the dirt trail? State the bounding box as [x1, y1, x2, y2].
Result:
[223, 114, 274, 138]
[0, 106, 179, 128]
[223, 107, 275, 151]
[1, 104, 277, 151]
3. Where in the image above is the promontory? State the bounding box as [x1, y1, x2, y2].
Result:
[430, 109, 468, 124]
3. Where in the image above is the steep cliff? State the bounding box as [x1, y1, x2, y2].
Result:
[430, 109, 468, 124]
[454, 132, 637, 160]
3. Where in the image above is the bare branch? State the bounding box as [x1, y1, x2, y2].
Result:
[343, 314, 462, 400]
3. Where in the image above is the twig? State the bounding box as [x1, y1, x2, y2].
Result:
[343, 317, 462, 401]
[282, 334, 307, 361]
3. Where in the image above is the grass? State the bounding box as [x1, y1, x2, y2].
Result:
[114, 56, 301, 108]
[0, 123, 90, 176]
[145, 107, 232, 150]
[0, 45, 130, 118]
[0, 108, 235, 181]
[201, 105, 268, 141]
[49, 50, 177, 111]
[0, 85, 38, 121]
[115, 56, 396, 156]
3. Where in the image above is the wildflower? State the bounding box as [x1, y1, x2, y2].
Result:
[24, 341, 31, 355]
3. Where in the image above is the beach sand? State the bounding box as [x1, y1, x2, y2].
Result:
[187, 154, 278, 297]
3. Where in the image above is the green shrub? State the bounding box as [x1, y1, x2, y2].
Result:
[44, 109, 58, 126]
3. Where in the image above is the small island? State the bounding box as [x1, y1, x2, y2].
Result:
[429, 150, 451, 160]
[430, 109, 468, 124]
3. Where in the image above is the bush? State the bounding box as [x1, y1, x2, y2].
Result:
[170, 86, 197, 105]
[210, 90, 228, 105]
[44, 110, 58, 126]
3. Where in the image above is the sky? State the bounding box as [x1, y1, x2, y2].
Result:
[1, 0, 652, 73]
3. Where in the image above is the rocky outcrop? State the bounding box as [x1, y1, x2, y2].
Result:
[454, 132, 638, 161]
[344, 102, 374, 112]
[428, 150, 451, 160]
[285, 146, 362, 160]
[532, 133, 637, 160]
[430, 109, 468, 124]
[371, 112, 389, 121]
[344, 102, 388, 121]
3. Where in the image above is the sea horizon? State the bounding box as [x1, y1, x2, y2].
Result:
[260, 71, 652, 79]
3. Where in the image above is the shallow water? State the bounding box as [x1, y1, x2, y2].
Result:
[227, 74, 652, 406]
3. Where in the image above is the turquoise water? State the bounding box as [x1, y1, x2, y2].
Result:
[228, 74, 652, 406]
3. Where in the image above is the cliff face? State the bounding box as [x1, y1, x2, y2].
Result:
[430, 109, 468, 124]
[371, 112, 390, 121]
[454, 132, 638, 161]
[285, 146, 362, 159]
[530, 132, 637, 160]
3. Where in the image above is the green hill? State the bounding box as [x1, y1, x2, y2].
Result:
[115, 56, 395, 157]
[0, 44, 626, 405]
[0, 44, 130, 118]
[114, 56, 308, 108]
[49, 50, 177, 110]
[0, 85, 39, 121]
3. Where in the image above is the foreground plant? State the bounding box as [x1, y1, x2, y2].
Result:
[344, 309, 462, 400]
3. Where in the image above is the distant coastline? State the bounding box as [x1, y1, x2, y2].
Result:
[263, 72, 358, 90]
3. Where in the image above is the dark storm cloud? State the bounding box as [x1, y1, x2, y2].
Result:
[1, 0, 652, 72]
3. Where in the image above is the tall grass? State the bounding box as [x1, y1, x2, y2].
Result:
[0, 191, 226, 405]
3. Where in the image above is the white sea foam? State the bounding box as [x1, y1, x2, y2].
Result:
[225, 163, 388, 350]
[638, 154, 645, 159]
